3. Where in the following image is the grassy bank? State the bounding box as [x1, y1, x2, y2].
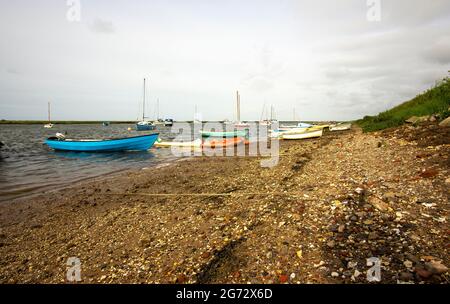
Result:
[357, 77, 450, 132]
[0, 120, 136, 125]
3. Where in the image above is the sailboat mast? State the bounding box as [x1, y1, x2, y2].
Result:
[157, 98, 159, 120]
[236, 91, 240, 122]
[142, 78, 146, 121]
[48, 102, 51, 123]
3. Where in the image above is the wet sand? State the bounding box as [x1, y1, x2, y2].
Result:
[0, 124, 448, 283]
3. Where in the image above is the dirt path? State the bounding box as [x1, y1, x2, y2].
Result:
[0, 125, 448, 283]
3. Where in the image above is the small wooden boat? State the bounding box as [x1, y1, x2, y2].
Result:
[330, 123, 352, 131]
[281, 129, 323, 140]
[155, 138, 202, 148]
[45, 133, 159, 152]
[202, 137, 243, 148]
[200, 130, 247, 138]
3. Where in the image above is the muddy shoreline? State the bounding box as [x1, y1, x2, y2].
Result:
[0, 125, 448, 284]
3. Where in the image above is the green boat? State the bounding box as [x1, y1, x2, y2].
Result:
[200, 130, 247, 138]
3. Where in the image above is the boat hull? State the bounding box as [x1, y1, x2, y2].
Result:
[136, 123, 156, 131]
[200, 130, 247, 138]
[45, 134, 159, 152]
[282, 129, 323, 140]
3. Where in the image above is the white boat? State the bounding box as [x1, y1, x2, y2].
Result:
[282, 129, 323, 140]
[44, 102, 54, 128]
[155, 138, 202, 148]
[330, 123, 352, 131]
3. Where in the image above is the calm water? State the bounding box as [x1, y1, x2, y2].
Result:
[0, 124, 180, 202]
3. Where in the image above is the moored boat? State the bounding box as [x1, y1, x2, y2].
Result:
[200, 130, 247, 138]
[136, 78, 156, 131]
[155, 138, 202, 148]
[330, 123, 352, 131]
[202, 137, 243, 148]
[281, 129, 323, 140]
[44, 102, 54, 128]
[164, 119, 174, 127]
[45, 133, 159, 152]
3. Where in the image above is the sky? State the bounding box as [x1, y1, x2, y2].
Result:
[0, 0, 449, 121]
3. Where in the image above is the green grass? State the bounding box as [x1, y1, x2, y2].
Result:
[356, 77, 450, 132]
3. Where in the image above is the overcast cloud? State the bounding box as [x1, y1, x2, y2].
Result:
[0, 0, 449, 121]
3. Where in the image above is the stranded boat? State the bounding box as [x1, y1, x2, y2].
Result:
[45, 133, 159, 152]
[200, 130, 247, 138]
[281, 129, 323, 140]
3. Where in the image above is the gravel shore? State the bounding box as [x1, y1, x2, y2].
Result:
[0, 124, 448, 284]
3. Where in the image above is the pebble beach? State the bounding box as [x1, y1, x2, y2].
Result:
[0, 123, 448, 284]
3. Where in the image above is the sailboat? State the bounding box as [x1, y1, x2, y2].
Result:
[153, 99, 164, 125]
[136, 78, 156, 131]
[234, 91, 249, 128]
[259, 102, 270, 126]
[44, 102, 54, 129]
[193, 105, 202, 124]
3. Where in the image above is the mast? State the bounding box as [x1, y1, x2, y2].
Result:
[156, 98, 160, 120]
[48, 102, 51, 123]
[270, 105, 273, 121]
[236, 91, 240, 122]
[142, 78, 146, 121]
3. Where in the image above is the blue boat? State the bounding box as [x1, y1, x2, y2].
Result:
[45, 133, 159, 152]
[136, 121, 156, 131]
[136, 78, 156, 131]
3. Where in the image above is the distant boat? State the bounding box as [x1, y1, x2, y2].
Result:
[164, 119, 174, 127]
[234, 91, 249, 128]
[330, 123, 352, 131]
[200, 130, 247, 138]
[45, 133, 159, 152]
[102, 122, 110, 126]
[44, 102, 54, 129]
[136, 78, 156, 131]
[282, 129, 323, 140]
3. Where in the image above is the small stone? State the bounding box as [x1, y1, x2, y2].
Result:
[353, 270, 361, 278]
[338, 225, 345, 233]
[404, 260, 413, 268]
[347, 261, 358, 268]
[399, 272, 414, 281]
[139, 238, 152, 248]
[331, 272, 339, 277]
[327, 240, 335, 248]
[425, 260, 448, 275]
[368, 232, 378, 240]
[279, 274, 288, 283]
[415, 267, 432, 279]
[290, 273, 296, 280]
[369, 196, 390, 212]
